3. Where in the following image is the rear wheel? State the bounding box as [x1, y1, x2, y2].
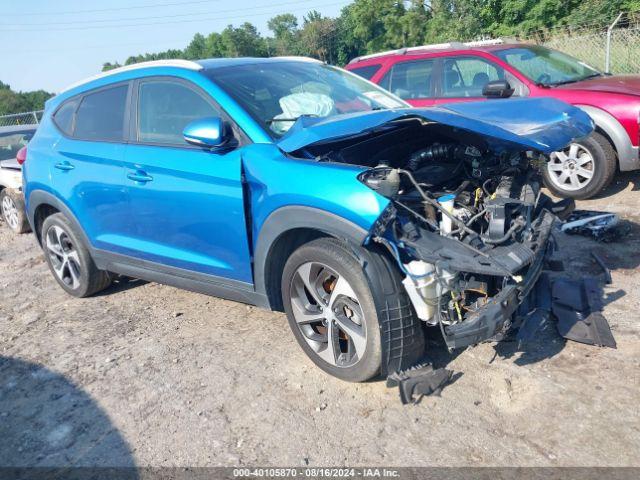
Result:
[1, 189, 30, 234]
[41, 213, 112, 297]
[543, 132, 616, 200]
[282, 238, 423, 382]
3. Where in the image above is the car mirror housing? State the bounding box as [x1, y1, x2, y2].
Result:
[183, 117, 228, 148]
[482, 80, 515, 99]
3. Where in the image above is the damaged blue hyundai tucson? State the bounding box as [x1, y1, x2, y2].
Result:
[23, 57, 594, 384]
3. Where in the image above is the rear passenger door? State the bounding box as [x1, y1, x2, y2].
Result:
[50, 82, 133, 253]
[122, 77, 253, 283]
[378, 59, 437, 107]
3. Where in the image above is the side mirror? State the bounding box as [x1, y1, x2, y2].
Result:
[183, 117, 228, 148]
[482, 80, 515, 99]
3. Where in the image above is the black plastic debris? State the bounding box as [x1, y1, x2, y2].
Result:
[387, 363, 454, 405]
[551, 277, 616, 348]
[561, 210, 623, 242]
[591, 251, 612, 285]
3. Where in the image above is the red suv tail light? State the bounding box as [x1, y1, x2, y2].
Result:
[16, 146, 27, 165]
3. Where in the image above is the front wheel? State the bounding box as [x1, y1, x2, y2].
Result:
[281, 238, 423, 382]
[543, 132, 616, 200]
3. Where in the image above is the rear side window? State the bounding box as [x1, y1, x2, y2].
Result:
[53, 99, 78, 136]
[137, 80, 218, 146]
[74, 85, 128, 141]
[348, 64, 382, 81]
[379, 60, 435, 100]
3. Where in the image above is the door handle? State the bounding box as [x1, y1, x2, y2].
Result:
[127, 170, 153, 183]
[54, 161, 74, 171]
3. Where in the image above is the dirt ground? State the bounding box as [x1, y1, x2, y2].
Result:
[1, 173, 639, 468]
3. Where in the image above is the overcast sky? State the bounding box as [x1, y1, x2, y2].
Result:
[1, 0, 348, 93]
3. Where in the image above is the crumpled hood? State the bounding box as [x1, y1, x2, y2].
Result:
[556, 74, 640, 95]
[277, 97, 594, 154]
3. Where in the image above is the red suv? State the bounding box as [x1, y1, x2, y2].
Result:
[346, 41, 640, 199]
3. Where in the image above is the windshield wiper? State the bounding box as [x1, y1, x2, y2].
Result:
[548, 73, 604, 87]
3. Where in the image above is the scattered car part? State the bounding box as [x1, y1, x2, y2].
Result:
[561, 210, 621, 241]
[551, 277, 616, 348]
[591, 252, 613, 285]
[387, 363, 454, 404]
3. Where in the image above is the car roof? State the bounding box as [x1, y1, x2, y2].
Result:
[197, 56, 322, 70]
[347, 42, 526, 66]
[0, 124, 38, 134]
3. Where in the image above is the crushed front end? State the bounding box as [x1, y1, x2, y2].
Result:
[361, 156, 567, 349]
[282, 98, 596, 352]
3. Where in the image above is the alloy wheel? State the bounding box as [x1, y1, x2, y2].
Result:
[548, 143, 595, 191]
[45, 225, 82, 290]
[1, 194, 20, 231]
[289, 262, 367, 368]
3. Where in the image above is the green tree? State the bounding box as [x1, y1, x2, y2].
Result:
[268, 13, 301, 55]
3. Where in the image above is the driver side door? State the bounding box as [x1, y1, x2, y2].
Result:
[433, 55, 527, 105]
[121, 76, 253, 283]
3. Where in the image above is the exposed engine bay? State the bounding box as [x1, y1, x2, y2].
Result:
[300, 117, 577, 350]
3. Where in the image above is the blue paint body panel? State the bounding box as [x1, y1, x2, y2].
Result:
[24, 59, 594, 295]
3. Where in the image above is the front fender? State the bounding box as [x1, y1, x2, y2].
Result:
[242, 144, 389, 302]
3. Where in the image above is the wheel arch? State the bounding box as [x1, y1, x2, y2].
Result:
[254, 206, 371, 311]
[576, 104, 638, 171]
[28, 190, 87, 247]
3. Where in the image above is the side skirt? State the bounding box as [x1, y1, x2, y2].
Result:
[92, 249, 270, 309]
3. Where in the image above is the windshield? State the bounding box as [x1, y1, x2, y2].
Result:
[207, 61, 406, 137]
[494, 45, 601, 86]
[0, 130, 34, 161]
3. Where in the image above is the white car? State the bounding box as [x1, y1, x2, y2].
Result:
[0, 125, 35, 234]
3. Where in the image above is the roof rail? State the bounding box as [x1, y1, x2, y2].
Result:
[348, 38, 517, 64]
[60, 59, 203, 94]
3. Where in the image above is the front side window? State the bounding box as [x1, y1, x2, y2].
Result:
[0, 130, 35, 161]
[379, 59, 435, 100]
[494, 45, 601, 86]
[349, 64, 382, 81]
[137, 80, 218, 145]
[441, 57, 504, 98]
[208, 61, 406, 137]
[74, 85, 128, 141]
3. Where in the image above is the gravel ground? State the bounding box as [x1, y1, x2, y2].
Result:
[1, 173, 639, 468]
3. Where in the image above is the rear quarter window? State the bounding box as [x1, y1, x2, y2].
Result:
[53, 99, 78, 136]
[348, 64, 382, 81]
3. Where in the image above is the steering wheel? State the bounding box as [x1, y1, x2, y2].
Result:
[537, 73, 551, 85]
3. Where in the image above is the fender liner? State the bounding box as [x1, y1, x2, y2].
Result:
[27, 190, 91, 247]
[253, 206, 369, 306]
[576, 104, 640, 171]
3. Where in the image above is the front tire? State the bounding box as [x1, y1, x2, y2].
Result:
[543, 132, 616, 200]
[282, 238, 423, 382]
[1, 189, 30, 234]
[41, 213, 112, 298]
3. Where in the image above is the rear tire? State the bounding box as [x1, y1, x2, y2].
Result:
[543, 132, 616, 200]
[41, 213, 112, 298]
[281, 238, 424, 382]
[1, 189, 30, 234]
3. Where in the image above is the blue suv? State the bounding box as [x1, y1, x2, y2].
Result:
[23, 57, 592, 382]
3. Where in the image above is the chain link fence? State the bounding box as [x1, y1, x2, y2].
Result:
[520, 14, 640, 74]
[0, 111, 43, 128]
